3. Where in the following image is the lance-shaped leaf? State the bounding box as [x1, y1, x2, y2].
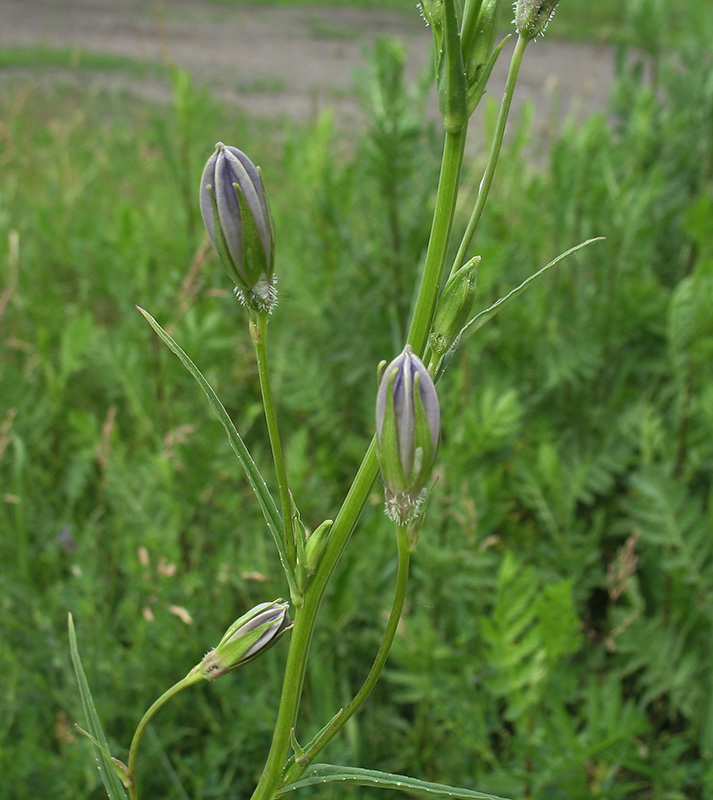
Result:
[137, 307, 298, 594]
[276, 763, 516, 800]
[68, 614, 128, 800]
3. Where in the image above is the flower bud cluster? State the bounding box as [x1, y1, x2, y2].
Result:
[199, 143, 277, 312]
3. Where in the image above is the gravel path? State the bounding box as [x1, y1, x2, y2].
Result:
[1, 0, 616, 133]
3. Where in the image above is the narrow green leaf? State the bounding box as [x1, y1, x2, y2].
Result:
[437, 238, 604, 380]
[277, 764, 515, 800]
[75, 726, 132, 788]
[462, 238, 604, 340]
[136, 307, 291, 574]
[68, 614, 128, 800]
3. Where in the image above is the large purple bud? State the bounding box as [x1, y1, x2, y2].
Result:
[376, 345, 440, 524]
[199, 142, 277, 312]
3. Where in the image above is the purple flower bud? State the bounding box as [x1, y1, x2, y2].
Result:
[199, 143, 277, 312]
[376, 346, 440, 524]
[199, 600, 291, 680]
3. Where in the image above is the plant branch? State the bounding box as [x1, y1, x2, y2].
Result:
[249, 113, 470, 800]
[127, 670, 203, 800]
[452, 34, 528, 274]
[407, 127, 468, 355]
[251, 311, 296, 572]
[282, 525, 412, 785]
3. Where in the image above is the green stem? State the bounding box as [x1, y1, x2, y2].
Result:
[249, 442, 381, 800]
[451, 34, 528, 275]
[248, 588, 320, 800]
[252, 311, 295, 570]
[127, 670, 203, 800]
[407, 127, 467, 356]
[282, 525, 412, 786]
[249, 117, 470, 800]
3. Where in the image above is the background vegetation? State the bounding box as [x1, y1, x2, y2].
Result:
[2, 1, 713, 798]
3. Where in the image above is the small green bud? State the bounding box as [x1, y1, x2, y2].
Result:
[199, 142, 277, 312]
[514, 0, 561, 40]
[429, 256, 480, 358]
[199, 600, 291, 680]
[462, 0, 501, 88]
[437, 0, 468, 133]
[376, 346, 440, 525]
[305, 519, 333, 574]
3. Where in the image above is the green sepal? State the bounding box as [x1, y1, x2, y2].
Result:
[293, 501, 309, 600]
[460, 0, 485, 57]
[234, 180, 270, 290]
[515, 0, 561, 40]
[207, 184, 244, 289]
[305, 519, 334, 576]
[463, 0, 501, 90]
[210, 619, 275, 671]
[257, 165, 276, 272]
[429, 255, 480, 358]
[410, 372, 437, 492]
[437, 0, 468, 133]
[466, 34, 510, 117]
[420, 0, 443, 61]
[201, 599, 291, 679]
[377, 368, 407, 492]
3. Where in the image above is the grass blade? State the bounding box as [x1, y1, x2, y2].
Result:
[277, 764, 515, 800]
[68, 614, 129, 800]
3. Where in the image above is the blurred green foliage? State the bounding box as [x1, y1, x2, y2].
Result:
[2, 5, 713, 799]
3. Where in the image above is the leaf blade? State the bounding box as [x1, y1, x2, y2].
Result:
[136, 306, 291, 573]
[277, 764, 515, 800]
[462, 237, 605, 339]
[68, 614, 128, 800]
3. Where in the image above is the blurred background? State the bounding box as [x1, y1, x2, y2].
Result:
[2, 0, 713, 798]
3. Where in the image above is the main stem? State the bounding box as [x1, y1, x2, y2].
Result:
[248, 584, 320, 800]
[407, 127, 467, 356]
[249, 121, 468, 800]
[282, 525, 412, 785]
[252, 311, 295, 568]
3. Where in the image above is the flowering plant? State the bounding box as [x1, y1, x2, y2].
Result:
[69, 2, 602, 799]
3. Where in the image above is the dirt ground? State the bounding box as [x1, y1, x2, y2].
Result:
[1, 0, 616, 134]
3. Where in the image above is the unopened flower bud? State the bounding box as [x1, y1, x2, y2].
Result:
[462, 0, 501, 87]
[305, 519, 333, 574]
[199, 142, 277, 312]
[514, 0, 561, 40]
[376, 346, 440, 524]
[429, 256, 480, 359]
[199, 600, 291, 680]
